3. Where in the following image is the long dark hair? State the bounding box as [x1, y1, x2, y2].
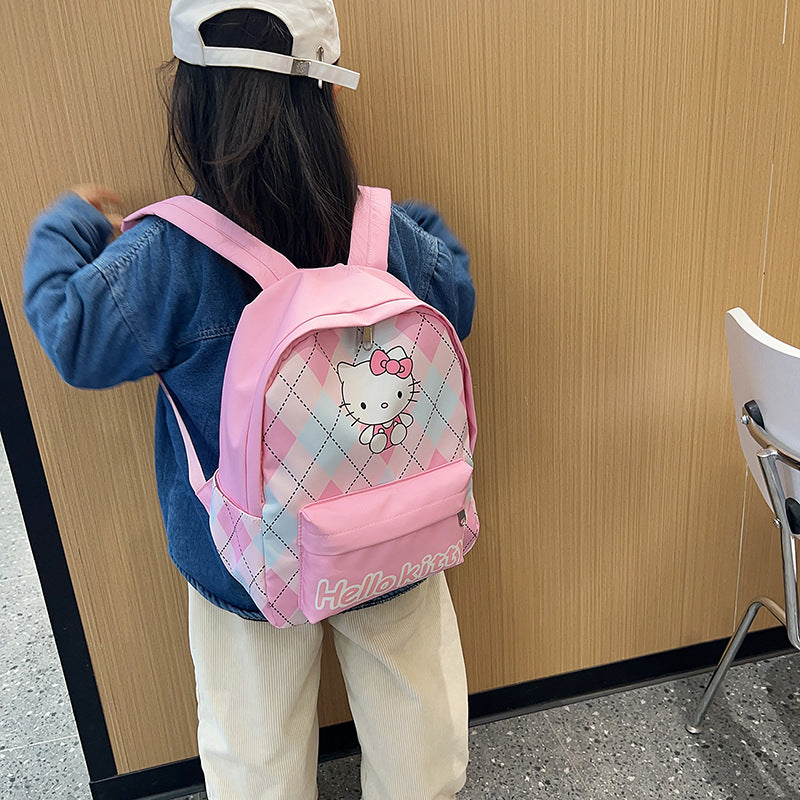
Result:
[162, 9, 359, 269]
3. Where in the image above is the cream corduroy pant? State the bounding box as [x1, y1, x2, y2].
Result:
[188, 572, 468, 800]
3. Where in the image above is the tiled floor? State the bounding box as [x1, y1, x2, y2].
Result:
[2, 437, 800, 800]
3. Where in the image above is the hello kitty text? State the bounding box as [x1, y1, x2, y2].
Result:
[313, 542, 464, 612]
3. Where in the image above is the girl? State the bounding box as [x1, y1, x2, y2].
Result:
[23, 2, 475, 799]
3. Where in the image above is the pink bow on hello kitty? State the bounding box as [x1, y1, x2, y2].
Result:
[369, 349, 413, 378]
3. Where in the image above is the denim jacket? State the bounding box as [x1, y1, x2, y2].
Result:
[23, 191, 475, 619]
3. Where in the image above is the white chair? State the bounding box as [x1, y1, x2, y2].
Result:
[686, 307, 800, 733]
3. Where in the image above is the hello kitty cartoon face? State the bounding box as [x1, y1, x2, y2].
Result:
[337, 346, 418, 453]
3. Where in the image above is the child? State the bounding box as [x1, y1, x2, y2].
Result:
[23, 2, 475, 799]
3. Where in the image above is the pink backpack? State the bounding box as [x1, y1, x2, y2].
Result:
[122, 187, 478, 627]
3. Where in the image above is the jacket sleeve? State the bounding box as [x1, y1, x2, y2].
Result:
[22, 192, 154, 389]
[392, 202, 475, 340]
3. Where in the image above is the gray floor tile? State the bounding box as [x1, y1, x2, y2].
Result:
[459, 715, 588, 799]
[0, 575, 77, 753]
[0, 516, 35, 582]
[683, 656, 800, 800]
[318, 754, 361, 800]
[0, 654, 76, 754]
[1, 574, 61, 675]
[1, 443, 89, 796]
[0, 455, 35, 584]
[544, 655, 800, 800]
[0, 737, 90, 800]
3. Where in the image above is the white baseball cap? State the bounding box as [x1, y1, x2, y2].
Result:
[169, 0, 360, 89]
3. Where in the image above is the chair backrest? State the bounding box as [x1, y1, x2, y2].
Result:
[725, 307, 800, 509]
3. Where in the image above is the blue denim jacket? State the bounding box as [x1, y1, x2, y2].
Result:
[23, 191, 475, 619]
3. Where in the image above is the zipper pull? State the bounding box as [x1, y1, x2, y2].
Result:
[362, 325, 374, 350]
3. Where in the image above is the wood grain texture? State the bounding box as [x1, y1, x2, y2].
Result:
[0, 0, 796, 775]
[0, 0, 198, 772]
[736, 2, 800, 633]
[340, 0, 788, 683]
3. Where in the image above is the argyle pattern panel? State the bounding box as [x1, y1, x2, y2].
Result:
[250, 310, 473, 626]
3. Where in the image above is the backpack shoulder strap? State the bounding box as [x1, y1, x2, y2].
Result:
[157, 375, 213, 512]
[122, 197, 297, 512]
[348, 186, 392, 271]
[125, 190, 391, 512]
[121, 195, 297, 290]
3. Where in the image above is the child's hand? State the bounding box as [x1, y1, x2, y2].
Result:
[70, 184, 124, 235]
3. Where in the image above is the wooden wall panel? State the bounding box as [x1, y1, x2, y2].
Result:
[737, 2, 800, 632]
[0, 0, 796, 778]
[0, 1, 201, 774]
[341, 0, 788, 684]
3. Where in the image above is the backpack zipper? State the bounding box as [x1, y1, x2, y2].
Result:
[362, 325, 374, 350]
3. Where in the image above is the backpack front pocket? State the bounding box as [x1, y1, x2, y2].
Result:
[297, 459, 473, 623]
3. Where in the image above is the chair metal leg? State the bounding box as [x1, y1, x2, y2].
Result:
[689, 421, 800, 735]
[686, 597, 786, 734]
[758, 449, 800, 650]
